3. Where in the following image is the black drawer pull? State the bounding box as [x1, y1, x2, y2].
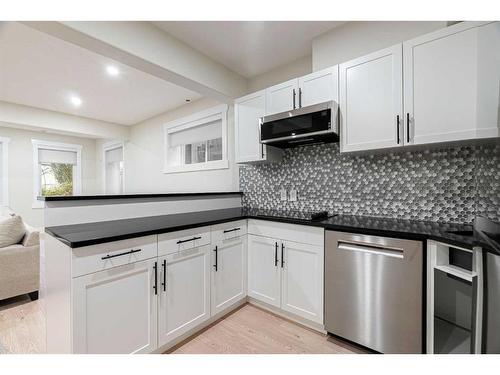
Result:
[213, 246, 218, 272]
[274, 242, 278, 267]
[281, 243, 285, 268]
[153, 261, 158, 295]
[223, 227, 241, 234]
[177, 236, 202, 244]
[162, 259, 166, 292]
[101, 248, 141, 260]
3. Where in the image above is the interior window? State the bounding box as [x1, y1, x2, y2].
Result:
[37, 147, 77, 197]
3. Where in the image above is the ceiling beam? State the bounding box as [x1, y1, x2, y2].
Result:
[0, 101, 130, 140]
[22, 21, 248, 104]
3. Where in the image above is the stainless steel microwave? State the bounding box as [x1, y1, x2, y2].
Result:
[259, 101, 338, 148]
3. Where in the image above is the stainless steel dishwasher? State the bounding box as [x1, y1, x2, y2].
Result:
[325, 231, 423, 353]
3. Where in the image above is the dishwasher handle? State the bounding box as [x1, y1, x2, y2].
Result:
[337, 241, 404, 259]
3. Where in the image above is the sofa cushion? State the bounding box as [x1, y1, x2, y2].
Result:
[22, 225, 40, 247]
[0, 215, 26, 248]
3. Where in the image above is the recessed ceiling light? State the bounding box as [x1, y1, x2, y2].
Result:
[106, 65, 120, 76]
[70, 96, 82, 107]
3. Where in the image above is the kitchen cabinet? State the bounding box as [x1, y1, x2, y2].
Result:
[265, 78, 299, 115]
[234, 90, 283, 164]
[157, 245, 211, 346]
[340, 21, 499, 153]
[298, 66, 339, 108]
[247, 234, 281, 308]
[281, 240, 323, 323]
[247, 221, 324, 324]
[265, 68, 338, 115]
[72, 258, 158, 354]
[339, 44, 403, 152]
[211, 235, 247, 315]
[403, 21, 499, 145]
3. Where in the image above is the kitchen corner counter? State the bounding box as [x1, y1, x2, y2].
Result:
[45, 207, 488, 251]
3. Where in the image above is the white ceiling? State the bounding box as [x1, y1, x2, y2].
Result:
[153, 21, 345, 78]
[0, 22, 202, 126]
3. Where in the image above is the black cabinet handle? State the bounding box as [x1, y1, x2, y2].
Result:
[177, 236, 202, 244]
[223, 227, 241, 234]
[153, 261, 158, 295]
[213, 246, 218, 272]
[298, 87, 302, 108]
[162, 259, 166, 292]
[406, 113, 410, 143]
[292, 89, 296, 109]
[281, 243, 285, 268]
[396, 115, 400, 144]
[274, 242, 278, 267]
[101, 248, 141, 260]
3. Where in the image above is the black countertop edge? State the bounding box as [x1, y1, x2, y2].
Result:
[44, 207, 497, 253]
[38, 191, 243, 201]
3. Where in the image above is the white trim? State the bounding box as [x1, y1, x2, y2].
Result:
[163, 104, 229, 174]
[32, 139, 82, 208]
[0, 136, 10, 207]
[102, 141, 125, 194]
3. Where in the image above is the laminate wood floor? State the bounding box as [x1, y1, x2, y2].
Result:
[0, 295, 45, 354]
[0, 297, 364, 354]
[169, 304, 365, 354]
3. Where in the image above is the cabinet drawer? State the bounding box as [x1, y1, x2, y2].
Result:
[247, 219, 323, 246]
[211, 220, 247, 244]
[72, 235, 158, 278]
[158, 227, 211, 256]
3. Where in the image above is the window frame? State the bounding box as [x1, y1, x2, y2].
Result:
[163, 104, 229, 174]
[0, 136, 10, 207]
[102, 140, 125, 194]
[32, 139, 82, 208]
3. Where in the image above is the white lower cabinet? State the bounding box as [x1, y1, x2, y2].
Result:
[65, 220, 325, 354]
[157, 245, 211, 347]
[247, 235, 281, 308]
[211, 235, 247, 315]
[247, 222, 325, 325]
[281, 240, 324, 324]
[72, 258, 158, 354]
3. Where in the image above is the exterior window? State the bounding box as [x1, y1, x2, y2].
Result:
[164, 104, 228, 173]
[0, 137, 10, 206]
[103, 142, 124, 194]
[32, 140, 81, 207]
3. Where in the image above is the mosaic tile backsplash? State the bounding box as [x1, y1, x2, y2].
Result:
[239, 142, 500, 224]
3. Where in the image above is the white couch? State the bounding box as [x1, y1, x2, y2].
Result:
[0, 209, 40, 301]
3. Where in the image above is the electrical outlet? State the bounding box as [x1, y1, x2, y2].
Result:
[280, 188, 287, 201]
[289, 188, 297, 202]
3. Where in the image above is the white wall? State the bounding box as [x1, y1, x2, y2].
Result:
[247, 55, 312, 92]
[312, 21, 448, 70]
[125, 97, 239, 193]
[0, 126, 99, 227]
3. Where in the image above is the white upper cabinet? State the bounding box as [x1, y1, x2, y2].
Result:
[403, 21, 500, 145]
[298, 66, 339, 108]
[265, 78, 300, 115]
[234, 91, 283, 164]
[235, 91, 265, 163]
[340, 44, 403, 152]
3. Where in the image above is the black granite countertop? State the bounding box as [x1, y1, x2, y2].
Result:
[38, 191, 242, 201]
[45, 207, 496, 252]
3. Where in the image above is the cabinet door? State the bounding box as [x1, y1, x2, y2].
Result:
[247, 234, 281, 308]
[235, 91, 266, 163]
[404, 21, 499, 145]
[211, 236, 247, 315]
[298, 66, 339, 107]
[281, 240, 324, 324]
[340, 44, 403, 152]
[157, 246, 210, 347]
[265, 78, 299, 115]
[72, 258, 158, 354]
